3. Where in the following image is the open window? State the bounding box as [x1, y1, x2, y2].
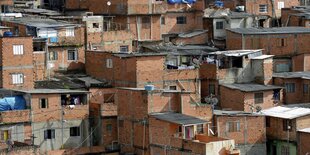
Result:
[70, 127, 80, 137]
[61, 94, 87, 106]
[44, 129, 55, 139]
[40, 98, 48, 109]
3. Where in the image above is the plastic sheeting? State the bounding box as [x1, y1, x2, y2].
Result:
[0, 96, 26, 111]
[167, 0, 196, 4]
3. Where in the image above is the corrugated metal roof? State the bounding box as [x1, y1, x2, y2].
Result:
[273, 71, 310, 79]
[150, 112, 208, 125]
[298, 127, 310, 133]
[261, 104, 310, 119]
[220, 83, 283, 92]
[227, 27, 310, 34]
[15, 89, 89, 94]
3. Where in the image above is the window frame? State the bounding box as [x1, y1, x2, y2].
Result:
[66, 28, 75, 37]
[13, 45, 24, 55]
[120, 45, 129, 53]
[259, 4, 268, 13]
[70, 126, 81, 137]
[106, 58, 113, 68]
[215, 21, 224, 30]
[226, 121, 241, 132]
[176, 16, 187, 24]
[67, 49, 78, 61]
[49, 51, 58, 61]
[11, 73, 24, 85]
[254, 92, 264, 104]
[285, 83, 295, 93]
[40, 98, 48, 109]
[44, 129, 55, 140]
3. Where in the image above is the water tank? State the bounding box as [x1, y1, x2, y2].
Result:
[3, 31, 13, 37]
[214, 1, 224, 7]
[144, 85, 155, 91]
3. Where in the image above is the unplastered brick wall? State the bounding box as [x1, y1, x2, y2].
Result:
[215, 115, 266, 144]
[298, 131, 310, 155]
[0, 37, 34, 89]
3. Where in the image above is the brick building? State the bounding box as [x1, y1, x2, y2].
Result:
[273, 72, 310, 104]
[261, 104, 310, 155]
[0, 36, 34, 90]
[82, 16, 134, 52]
[85, 50, 205, 101]
[65, 0, 205, 43]
[117, 87, 239, 155]
[1, 17, 85, 73]
[281, 6, 310, 27]
[213, 110, 267, 155]
[220, 83, 283, 112]
[297, 128, 310, 155]
[203, 8, 254, 48]
[199, 50, 276, 106]
[226, 27, 310, 73]
[0, 89, 90, 153]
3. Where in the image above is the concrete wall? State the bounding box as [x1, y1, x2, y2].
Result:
[236, 144, 267, 155]
[32, 119, 90, 153]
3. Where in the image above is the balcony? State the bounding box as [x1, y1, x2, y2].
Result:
[63, 104, 89, 120]
[0, 110, 30, 123]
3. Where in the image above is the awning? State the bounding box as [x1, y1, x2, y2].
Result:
[150, 112, 208, 126]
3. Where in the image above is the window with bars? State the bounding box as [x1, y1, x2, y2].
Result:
[226, 121, 240, 132]
[66, 28, 75, 37]
[49, 51, 58, 60]
[68, 50, 78, 61]
[259, 5, 268, 13]
[285, 83, 295, 93]
[13, 45, 24, 55]
[176, 16, 187, 24]
[12, 73, 23, 84]
[254, 92, 264, 104]
[216, 21, 224, 29]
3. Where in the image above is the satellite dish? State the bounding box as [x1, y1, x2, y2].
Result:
[256, 106, 262, 112]
[107, 1, 111, 6]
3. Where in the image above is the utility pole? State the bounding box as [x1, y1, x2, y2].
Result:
[61, 105, 64, 149]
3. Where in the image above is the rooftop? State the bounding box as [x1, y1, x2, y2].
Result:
[214, 110, 262, 116]
[178, 30, 208, 38]
[273, 71, 310, 79]
[150, 112, 208, 125]
[227, 27, 310, 35]
[209, 49, 262, 57]
[3, 17, 78, 28]
[298, 127, 310, 133]
[204, 8, 252, 18]
[221, 83, 283, 92]
[261, 103, 310, 119]
[15, 89, 89, 94]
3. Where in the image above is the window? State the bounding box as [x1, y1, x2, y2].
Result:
[285, 83, 295, 93]
[215, 21, 224, 29]
[197, 124, 204, 134]
[106, 59, 113, 68]
[169, 86, 177, 90]
[120, 46, 129, 53]
[266, 117, 270, 127]
[254, 92, 264, 104]
[40, 98, 48, 109]
[0, 130, 11, 141]
[12, 73, 23, 84]
[278, 2, 284, 10]
[92, 23, 99, 28]
[160, 16, 165, 25]
[142, 17, 150, 28]
[66, 28, 75, 37]
[226, 121, 240, 132]
[104, 93, 115, 103]
[278, 38, 287, 47]
[275, 64, 290, 73]
[106, 124, 112, 133]
[13, 45, 24, 55]
[209, 84, 215, 95]
[176, 16, 187, 24]
[304, 84, 309, 94]
[70, 127, 80, 136]
[281, 145, 289, 155]
[44, 129, 55, 139]
[49, 51, 58, 60]
[283, 119, 292, 131]
[259, 5, 268, 13]
[68, 50, 78, 61]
